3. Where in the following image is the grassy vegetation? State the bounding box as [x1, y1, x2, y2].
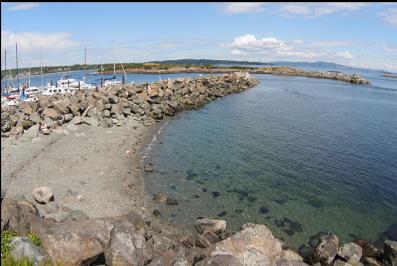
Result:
[1, 231, 47, 266]
[1, 231, 18, 256]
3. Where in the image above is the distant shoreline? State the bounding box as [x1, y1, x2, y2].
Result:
[2, 65, 370, 85]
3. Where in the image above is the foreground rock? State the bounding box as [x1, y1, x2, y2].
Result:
[1, 198, 305, 266]
[198, 223, 306, 265]
[1, 73, 260, 137]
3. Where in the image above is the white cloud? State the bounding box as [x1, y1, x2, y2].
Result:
[336, 51, 355, 59]
[2, 30, 79, 52]
[1, 30, 80, 67]
[314, 3, 368, 16]
[223, 34, 362, 63]
[310, 41, 353, 47]
[278, 3, 368, 18]
[225, 34, 324, 59]
[381, 8, 397, 28]
[292, 39, 304, 45]
[279, 4, 310, 15]
[221, 3, 266, 14]
[7, 3, 41, 11]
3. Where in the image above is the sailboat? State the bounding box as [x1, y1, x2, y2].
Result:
[103, 63, 122, 87]
[2, 44, 22, 106]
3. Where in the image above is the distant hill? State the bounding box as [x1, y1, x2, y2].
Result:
[149, 59, 274, 66]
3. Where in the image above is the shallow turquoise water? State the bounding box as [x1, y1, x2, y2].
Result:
[144, 73, 397, 248]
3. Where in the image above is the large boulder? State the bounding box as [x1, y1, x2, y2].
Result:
[32, 187, 54, 204]
[42, 108, 60, 120]
[104, 216, 151, 266]
[10, 236, 47, 264]
[195, 218, 226, 234]
[40, 231, 104, 265]
[19, 102, 34, 115]
[203, 223, 284, 265]
[1, 198, 42, 234]
[312, 232, 340, 265]
[29, 112, 42, 124]
[53, 100, 70, 114]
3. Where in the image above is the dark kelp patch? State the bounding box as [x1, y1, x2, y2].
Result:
[273, 217, 303, 235]
[259, 206, 269, 215]
[186, 169, 198, 178]
[212, 191, 220, 198]
[217, 211, 227, 217]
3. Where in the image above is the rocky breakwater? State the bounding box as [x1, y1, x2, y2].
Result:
[2, 198, 397, 265]
[252, 67, 370, 85]
[1, 72, 259, 137]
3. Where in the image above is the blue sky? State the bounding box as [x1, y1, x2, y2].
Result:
[1, 2, 397, 71]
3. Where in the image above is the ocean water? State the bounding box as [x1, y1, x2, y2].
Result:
[143, 71, 397, 248]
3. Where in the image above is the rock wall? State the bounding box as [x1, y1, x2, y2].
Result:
[1, 198, 396, 266]
[1, 72, 259, 137]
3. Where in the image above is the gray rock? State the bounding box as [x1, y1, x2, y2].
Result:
[29, 112, 42, 124]
[103, 109, 111, 118]
[82, 116, 99, 126]
[42, 108, 60, 120]
[195, 218, 226, 234]
[338, 242, 362, 263]
[195, 231, 220, 248]
[23, 124, 40, 139]
[64, 113, 73, 122]
[144, 163, 154, 172]
[10, 236, 47, 264]
[312, 232, 340, 265]
[71, 116, 83, 125]
[204, 223, 283, 265]
[32, 186, 54, 204]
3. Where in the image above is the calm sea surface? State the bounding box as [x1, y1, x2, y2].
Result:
[142, 68, 397, 248]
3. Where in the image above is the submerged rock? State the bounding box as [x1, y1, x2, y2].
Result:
[144, 163, 154, 173]
[166, 197, 178, 205]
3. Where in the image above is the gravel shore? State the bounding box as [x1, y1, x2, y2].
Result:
[1, 117, 153, 219]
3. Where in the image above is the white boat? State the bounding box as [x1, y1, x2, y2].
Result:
[41, 83, 77, 96]
[57, 75, 79, 88]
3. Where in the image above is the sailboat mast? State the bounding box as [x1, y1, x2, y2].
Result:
[16, 42, 19, 91]
[40, 46, 43, 87]
[4, 48, 7, 88]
